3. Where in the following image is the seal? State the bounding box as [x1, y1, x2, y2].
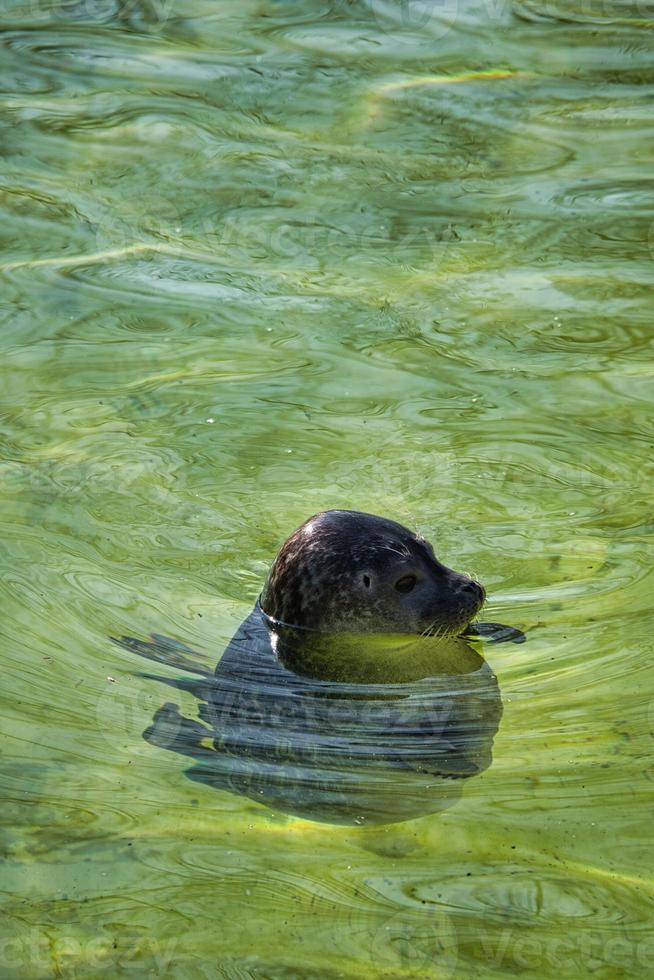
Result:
[260, 509, 485, 637]
[111, 509, 524, 824]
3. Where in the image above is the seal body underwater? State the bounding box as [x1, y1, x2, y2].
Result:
[113, 510, 524, 824]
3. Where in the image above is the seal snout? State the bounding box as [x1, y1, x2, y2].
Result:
[448, 573, 486, 625]
[459, 578, 485, 604]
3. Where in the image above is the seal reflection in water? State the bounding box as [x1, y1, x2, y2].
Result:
[115, 511, 523, 825]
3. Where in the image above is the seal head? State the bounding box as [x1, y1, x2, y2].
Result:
[260, 509, 485, 635]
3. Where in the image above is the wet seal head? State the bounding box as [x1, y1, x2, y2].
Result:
[260, 510, 485, 636]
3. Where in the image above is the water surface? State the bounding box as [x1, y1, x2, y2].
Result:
[1, 0, 653, 977]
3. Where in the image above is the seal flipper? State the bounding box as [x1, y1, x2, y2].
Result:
[463, 621, 526, 644]
[135, 671, 217, 700]
[110, 634, 213, 675]
[144, 703, 238, 799]
[144, 702, 216, 760]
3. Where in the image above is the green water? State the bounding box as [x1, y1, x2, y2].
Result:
[1, 0, 653, 976]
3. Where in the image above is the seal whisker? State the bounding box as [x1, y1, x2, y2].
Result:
[421, 618, 443, 639]
[383, 544, 412, 560]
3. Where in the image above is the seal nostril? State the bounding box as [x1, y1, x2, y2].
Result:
[363, 574, 371, 589]
[461, 579, 484, 601]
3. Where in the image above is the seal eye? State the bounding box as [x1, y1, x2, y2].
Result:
[395, 575, 417, 594]
[362, 574, 371, 589]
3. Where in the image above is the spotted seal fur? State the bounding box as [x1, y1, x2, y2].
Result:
[260, 509, 485, 637]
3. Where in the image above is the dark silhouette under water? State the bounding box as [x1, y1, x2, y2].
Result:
[113, 606, 523, 825]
